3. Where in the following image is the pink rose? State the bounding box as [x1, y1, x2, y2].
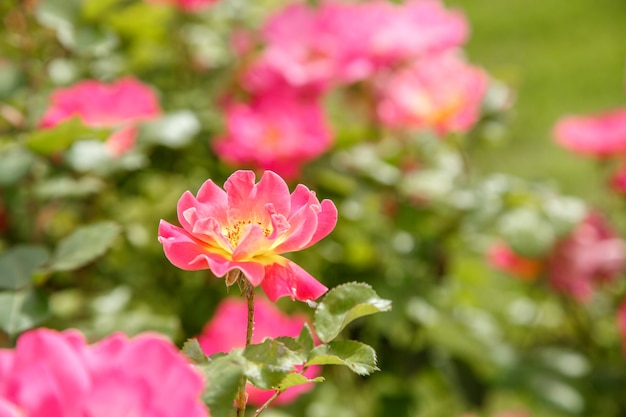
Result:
[40, 78, 161, 156]
[553, 108, 626, 157]
[547, 212, 626, 302]
[158, 170, 337, 302]
[198, 297, 321, 406]
[0, 328, 208, 417]
[376, 52, 488, 135]
[250, 0, 467, 90]
[213, 93, 332, 180]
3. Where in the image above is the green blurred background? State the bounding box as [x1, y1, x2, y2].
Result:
[449, 0, 626, 200]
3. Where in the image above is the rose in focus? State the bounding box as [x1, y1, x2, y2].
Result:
[158, 170, 337, 302]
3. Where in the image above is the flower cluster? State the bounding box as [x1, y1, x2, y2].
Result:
[487, 212, 626, 302]
[158, 170, 337, 302]
[0, 328, 208, 417]
[198, 297, 320, 405]
[215, 0, 488, 178]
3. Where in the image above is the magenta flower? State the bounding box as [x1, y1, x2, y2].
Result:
[40, 77, 161, 156]
[213, 94, 332, 180]
[0, 328, 208, 417]
[553, 108, 626, 157]
[376, 53, 488, 135]
[547, 212, 626, 302]
[199, 297, 321, 406]
[158, 170, 337, 302]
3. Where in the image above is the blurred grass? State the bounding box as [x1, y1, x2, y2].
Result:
[448, 0, 626, 201]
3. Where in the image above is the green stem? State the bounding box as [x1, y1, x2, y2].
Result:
[252, 391, 281, 417]
[236, 276, 255, 417]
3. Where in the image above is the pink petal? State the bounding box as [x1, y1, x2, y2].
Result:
[232, 223, 271, 261]
[261, 260, 328, 302]
[302, 199, 338, 249]
[158, 220, 214, 271]
[106, 125, 138, 157]
[274, 201, 319, 253]
[225, 171, 291, 225]
[0, 399, 22, 417]
[177, 180, 228, 232]
[207, 258, 267, 287]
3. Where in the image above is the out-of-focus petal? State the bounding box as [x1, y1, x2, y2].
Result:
[261, 260, 328, 302]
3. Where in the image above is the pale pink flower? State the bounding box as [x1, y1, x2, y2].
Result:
[368, 0, 468, 65]
[213, 94, 332, 180]
[158, 170, 337, 302]
[547, 212, 626, 302]
[251, 0, 468, 90]
[0, 328, 208, 417]
[40, 77, 161, 156]
[487, 242, 543, 280]
[199, 297, 321, 406]
[553, 108, 626, 157]
[146, 0, 217, 12]
[376, 53, 488, 135]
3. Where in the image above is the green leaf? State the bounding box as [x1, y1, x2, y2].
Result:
[0, 246, 49, 291]
[0, 289, 49, 336]
[297, 323, 315, 352]
[306, 340, 379, 376]
[0, 147, 35, 186]
[49, 221, 121, 272]
[25, 118, 110, 156]
[198, 354, 245, 417]
[314, 282, 392, 343]
[243, 339, 304, 389]
[182, 338, 209, 365]
[276, 373, 325, 391]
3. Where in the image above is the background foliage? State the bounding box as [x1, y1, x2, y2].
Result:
[1, 0, 626, 416]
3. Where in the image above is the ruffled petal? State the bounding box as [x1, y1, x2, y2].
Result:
[261, 260, 327, 302]
[225, 171, 291, 225]
[274, 202, 318, 253]
[302, 199, 338, 249]
[158, 220, 213, 271]
[207, 258, 267, 287]
[177, 180, 228, 232]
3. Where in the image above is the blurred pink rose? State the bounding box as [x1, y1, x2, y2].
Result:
[251, 0, 468, 90]
[376, 53, 488, 135]
[198, 297, 321, 406]
[487, 242, 543, 280]
[213, 94, 332, 180]
[547, 212, 626, 302]
[553, 108, 626, 157]
[158, 170, 337, 302]
[40, 77, 161, 156]
[0, 328, 208, 417]
[368, 0, 468, 65]
[146, 0, 217, 12]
